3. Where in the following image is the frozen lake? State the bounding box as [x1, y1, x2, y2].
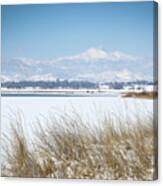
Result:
[1, 96, 154, 137]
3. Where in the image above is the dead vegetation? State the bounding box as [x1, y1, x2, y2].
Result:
[1, 111, 157, 180]
[122, 91, 158, 99]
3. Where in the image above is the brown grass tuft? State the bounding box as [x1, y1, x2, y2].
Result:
[1, 111, 157, 180]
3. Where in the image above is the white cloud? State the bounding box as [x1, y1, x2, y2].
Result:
[55, 48, 137, 63]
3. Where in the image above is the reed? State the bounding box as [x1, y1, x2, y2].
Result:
[1, 110, 157, 180]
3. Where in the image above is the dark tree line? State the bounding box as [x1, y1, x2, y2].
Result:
[1, 80, 98, 89]
[1, 80, 156, 90]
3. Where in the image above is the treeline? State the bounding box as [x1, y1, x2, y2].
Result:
[1, 80, 156, 89]
[104, 80, 156, 89]
[1, 80, 98, 89]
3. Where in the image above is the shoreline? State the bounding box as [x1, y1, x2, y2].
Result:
[122, 91, 158, 100]
[1, 89, 157, 99]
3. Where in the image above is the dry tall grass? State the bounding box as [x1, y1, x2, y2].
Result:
[1, 111, 157, 180]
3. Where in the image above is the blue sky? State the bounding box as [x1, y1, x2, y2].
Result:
[1, 2, 156, 82]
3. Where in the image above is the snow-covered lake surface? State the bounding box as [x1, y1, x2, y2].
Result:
[1, 96, 154, 137]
